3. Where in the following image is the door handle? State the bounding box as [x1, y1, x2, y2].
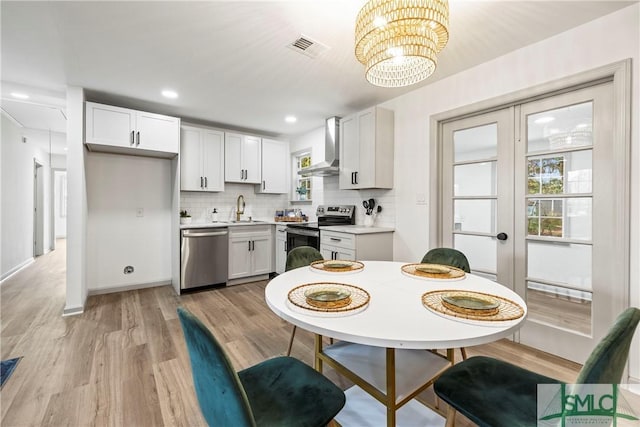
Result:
[497, 232, 508, 241]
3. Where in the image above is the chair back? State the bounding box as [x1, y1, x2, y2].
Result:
[286, 246, 323, 271]
[576, 307, 640, 384]
[421, 248, 471, 273]
[177, 307, 256, 427]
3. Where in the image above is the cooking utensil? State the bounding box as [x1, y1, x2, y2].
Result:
[363, 200, 369, 214]
[368, 199, 375, 211]
[377, 206, 382, 213]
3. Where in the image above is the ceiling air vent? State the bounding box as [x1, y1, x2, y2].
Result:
[287, 34, 329, 59]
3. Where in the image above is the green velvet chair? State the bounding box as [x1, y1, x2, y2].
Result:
[422, 247, 472, 360]
[434, 307, 640, 427]
[421, 247, 471, 274]
[285, 246, 324, 356]
[177, 307, 345, 427]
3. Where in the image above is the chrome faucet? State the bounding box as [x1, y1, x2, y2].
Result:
[236, 194, 245, 221]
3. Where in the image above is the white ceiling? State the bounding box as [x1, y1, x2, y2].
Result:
[1, 0, 634, 143]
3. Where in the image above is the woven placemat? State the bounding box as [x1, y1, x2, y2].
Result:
[288, 282, 370, 313]
[310, 260, 365, 273]
[401, 263, 466, 281]
[422, 290, 525, 321]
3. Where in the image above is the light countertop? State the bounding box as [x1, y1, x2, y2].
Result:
[320, 225, 394, 234]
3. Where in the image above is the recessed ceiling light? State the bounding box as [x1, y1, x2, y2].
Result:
[64, 147, 68, 151]
[161, 90, 178, 99]
[534, 116, 555, 124]
[11, 92, 29, 99]
[575, 123, 590, 129]
[285, 115, 297, 123]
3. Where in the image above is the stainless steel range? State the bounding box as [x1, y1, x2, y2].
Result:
[285, 205, 355, 254]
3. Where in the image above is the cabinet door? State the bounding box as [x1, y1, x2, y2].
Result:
[136, 111, 180, 154]
[202, 130, 225, 192]
[259, 139, 289, 193]
[251, 235, 272, 275]
[225, 133, 243, 182]
[243, 135, 262, 184]
[356, 108, 376, 189]
[339, 114, 359, 189]
[320, 245, 355, 260]
[228, 236, 252, 279]
[85, 102, 136, 148]
[180, 127, 203, 191]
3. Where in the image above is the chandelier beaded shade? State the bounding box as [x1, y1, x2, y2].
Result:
[355, 0, 449, 88]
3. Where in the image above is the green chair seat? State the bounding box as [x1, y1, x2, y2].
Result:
[434, 307, 640, 427]
[239, 356, 345, 427]
[178, 307, 345, 427]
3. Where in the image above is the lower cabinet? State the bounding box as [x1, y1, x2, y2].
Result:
[320, 229, 393, 261]
[275, 224, 288, 274]
[228, 226, 272, 282]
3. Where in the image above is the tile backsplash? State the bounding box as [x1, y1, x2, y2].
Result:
[180, 177, 396, 227]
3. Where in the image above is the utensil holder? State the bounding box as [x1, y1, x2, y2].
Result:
[364, 215, 374, 227]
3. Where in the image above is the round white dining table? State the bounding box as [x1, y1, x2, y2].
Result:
[265, 261, 528, 427]
[265, 260, 527, 350]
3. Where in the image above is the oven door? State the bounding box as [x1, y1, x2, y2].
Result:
[286, 227, 320, 254]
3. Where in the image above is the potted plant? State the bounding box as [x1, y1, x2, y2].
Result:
[180, 209, 192, 225]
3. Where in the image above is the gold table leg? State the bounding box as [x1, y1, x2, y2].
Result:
[315, 334, 323, 373]
[386, 347, 396, 427]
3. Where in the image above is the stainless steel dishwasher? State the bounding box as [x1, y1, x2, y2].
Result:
[181, 227, 228, 290]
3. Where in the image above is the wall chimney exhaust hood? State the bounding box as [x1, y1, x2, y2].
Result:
[298, 116, 341, 177]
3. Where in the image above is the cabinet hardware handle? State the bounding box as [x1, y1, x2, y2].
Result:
[248, 241, 251, 251]
[330, 237, 341, 242]
[130, 131, 135, 146]
[351, 172, 355, 184]
[244, 169, 248, 180]
[284, 242, 287, 251]
[354, 171, 358, 184]
[204, 177, 208, 188]
[240, 169, 243, 180]
[263, 180, 265, 190]
[136, 131, 140, 146]
[200, 177, 203, 188]
[251, 241, 255, 251]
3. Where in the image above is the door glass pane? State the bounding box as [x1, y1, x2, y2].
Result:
[527, 281, 591, 335]
[454, 162, 496, 196]
[527, 198, 592, 240]
[528, 150, 592, 195]
[454, 123, 497, 162]
[527, 241, 592, 290]
[454, 234, 496, 273]
[527, 101, 593, 153]
[454, 200, 496, 233]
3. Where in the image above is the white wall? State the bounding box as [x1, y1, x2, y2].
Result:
[65, 86, 87, 314]
[1, 113, 54, 280]
[54, 170, 67, 238]
[381, 4, 639, 381]
[86, 152, 173, 291]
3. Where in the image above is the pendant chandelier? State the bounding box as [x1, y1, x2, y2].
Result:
[355, 0, 450, 88]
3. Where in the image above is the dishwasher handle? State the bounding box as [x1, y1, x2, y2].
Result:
[183, 230, 228, 238]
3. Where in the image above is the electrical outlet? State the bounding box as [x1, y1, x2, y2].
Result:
[136, 208, 144, 217]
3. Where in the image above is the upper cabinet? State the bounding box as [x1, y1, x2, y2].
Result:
[85, 102, 180, 158]
[256, 138, 289, 194]
[225, 133, 262, 184]
[180, 124, 225, 192]
[339, 106, 394, 190]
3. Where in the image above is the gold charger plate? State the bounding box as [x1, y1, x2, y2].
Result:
[401, 263, 466, 281]
[310, 260, 365, 273]
[422, 290, 524, 321]
[288, 282, 370, 314]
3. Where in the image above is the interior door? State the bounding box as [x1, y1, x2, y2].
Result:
[515, 83, 616, 362]
[440, 82, 621, 363]
[441, 108, 514, 287]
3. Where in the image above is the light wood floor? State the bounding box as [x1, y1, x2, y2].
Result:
[1, 240, 582, 426]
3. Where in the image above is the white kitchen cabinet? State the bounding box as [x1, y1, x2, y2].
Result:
[228, 225, 273, 282]
[339, 106, 394, 189]
[256, 138, 289, 194]
[180, 125, 224, 192]
[320, 229, 393, 261]
[275, 224, 288, 274]
[225, 133, 262, 184]
[85, 102, 180, 157]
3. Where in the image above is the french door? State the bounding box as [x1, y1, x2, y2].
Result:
[440, 81, 623, 363]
